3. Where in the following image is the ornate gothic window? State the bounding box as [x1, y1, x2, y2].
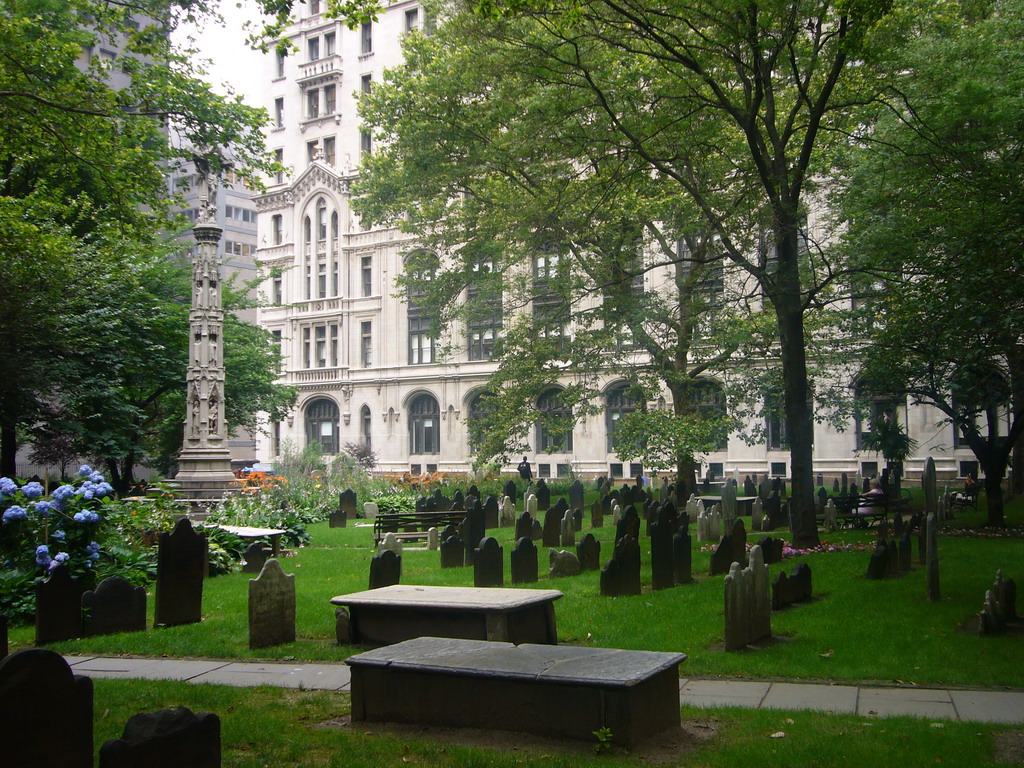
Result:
[305, 398, 339, 454]
[536, 387, 573, 453]
[408, 393, 440, 454]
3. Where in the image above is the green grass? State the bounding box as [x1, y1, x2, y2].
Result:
[88, 679, 1017, 767]
[12, 489, 1024, 687]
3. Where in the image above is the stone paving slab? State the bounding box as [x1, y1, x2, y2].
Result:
[761, 682, 858, 714]
[858, 687, 957, 719]
[949, 690, 1024, 724]
[190, 661, 351, 691]
[680, 680, 770, 709]
[68, 657, 230, 681]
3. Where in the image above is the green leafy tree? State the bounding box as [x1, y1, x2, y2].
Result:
[836, 0, 1024, 525]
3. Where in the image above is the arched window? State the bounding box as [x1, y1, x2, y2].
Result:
[316, 198, 328, 241]
[360, 404, 372, 450]
[467, 390, 496, 453]
[854, 382, 904, 451]
[605, 383, 639, 453]
[408, 393, 440, 454]
[691, 379, 729, 450]
[305, 398, 339, 454]
[303, 215, 311, 246]
[536, 387, 572, 453]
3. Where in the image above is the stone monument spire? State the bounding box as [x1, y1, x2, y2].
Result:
[175, 155, 235, 494]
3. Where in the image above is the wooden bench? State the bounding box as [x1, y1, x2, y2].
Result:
[346, 636, 685, 747]
[331, 584, 561, 648]
[372, 511, 467, 545]
[950, 485, 981, 513]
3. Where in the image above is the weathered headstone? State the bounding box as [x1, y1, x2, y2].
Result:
[723, 544, 770, 651]
[451, 489, 465, 511]
[431, 489, 450, 511]
[0, 649, 93, 768]
[526, 493, 538, 516]
[659, 477, 669, 503]
[468, 484, 480, 500]
[744, 475, 757, 497]
[369, 549, 402, 590]
[542, 506, 562, 548]
[82, 576, 146, 637]
[756, 536, 784, 565]
[515, 511, 534, 542]
[99, 707, 220, 768]
[535, 479, 551, 511]
[548, 549, 582, 578]
[427, 527, 440, 551]
[866, 541, 889, 580]
[569, 479, 585, 512]
[474, 537, 504, 588]
[816, 473, 824, 488]
[995, 570, 1017, 620]
[154, 517, 206, 627]
[925, 513, 940, 601]
[721, 481, 738, 529]
[36, 565, 85, 645]
[329, 507, 347, 527]
[750, 496, 764, 532]
[649, 517, 674, 591]
[599, 535, 641, 597]
[572, 508, 583, 532]
[510, 537, 538, 584]
[672, 527, 692, 584]
[590, 498, 603, 528]
[483, 496, 500, 529]
[790, 562, 813, 602]
[380, 532, 403, 557]
[503, 480, 517, 506]
[466, 502, 486, 565]
[729, 518, 747, 565]
[242, 542, 269, 574]
[339, 488, 357, 519]
[531, 518, 543, 541]
[439, 534, 465, 569]
[560, 510, 576, 547]
[576, 533, 600, 571]
[832, 478, 840, 493]
[824, 498, 838, 531]
[249, 558, 296, 648]
[363, 502, 379, 519]
[709, 533, 734, 576]
[500, 496, 516, 527]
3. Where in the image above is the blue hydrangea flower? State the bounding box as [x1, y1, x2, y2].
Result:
[35, 544, 51, 568]
[0, 477, 16, 497]
[21, 481, 43, 499]
[51, 528, 65, 541]
[78, 465, 93, 477]
[49, 551, 70, 571]
[95, 482, 113, 498]
[52, 485, 76, 502]
[88, 471, 105, 484]
[86, 541, 100, 555]
[2, 506, 27, 524]
[73, 510, 100, 524]
[33, 500, 52, 517]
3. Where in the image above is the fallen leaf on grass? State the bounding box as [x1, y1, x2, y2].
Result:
[770, 732, 786, 739]
[819, 648, 833, 658]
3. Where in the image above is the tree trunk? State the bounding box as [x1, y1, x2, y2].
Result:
[984, 470, 1004, 528]
[1, 420, 16, 478]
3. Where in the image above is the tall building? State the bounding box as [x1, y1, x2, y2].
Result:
[254, 4, 984, 483]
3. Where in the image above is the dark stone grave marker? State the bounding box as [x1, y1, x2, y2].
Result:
[339, 488, 358, 519]
[816, 473, 824, 488]
[515, 511, 534, 542]
[535, 479, 551, 511]
[672, 527, 692, 584]
[369, 549, 402, 590]
[531, 519, 543, 541]
[730, 518, 747, 565]
[242, 542, 269, 574]
[510, 537, 538, 584]
[755, 536, 784, 565]
[599, 535, 641, 597]
[466, 501, 486, 565]
[866, 541, 889, 580]
[569, 480, 585, 512]
[709, 534, 734, 576]
[154, 517, 206, 627]
[591, 498, 603, 528]
[897, 533, 912, 572]
[249, 558, 296, 648]
[99, 706, 220, 768]
[451, 489, 465, 511]
[649, 518, 674, 591]
[832, 478, 840, 493]
[550, 497, 569, 522]
[440, 535, 465, 569]
[791, 562, 813, 601]
[36, 565, 85, 645]
[572, 508, 583, 532]
[329, 507, 348, 527]
[483, 496, 500, 528]
[82, 576, 146, 637]
[0, 648, 93, 768]
[576, 533, 601, 571]
[542, 506, 562, 548]
[473, 537, 504, 588]
[503, 480, 517, 506]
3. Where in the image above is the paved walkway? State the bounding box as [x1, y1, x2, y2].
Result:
[63, 655, 1024, 724]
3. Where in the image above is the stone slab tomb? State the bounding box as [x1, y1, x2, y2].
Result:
[0, 649, 93, 768]
[347, 637, 686, 748]
[82, 576, 147, 637]
[249, 558, 296, 649]
[154, 517, 206, 627]
[98, 706, 220, 768]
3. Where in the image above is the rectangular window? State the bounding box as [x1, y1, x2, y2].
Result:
[302, 326, 311, 368]
[271, 329, 282, 353]
[709, 462, 724, 479]
[272, 276, 283, 304]
[557, 463, 570, 477]
[307, 37, 320, 61]
[324, 84, 336, 114]
[271, 214, 283, 244]
[361, 321, 372, 367]
[410, 464, 421, 475]
[361, 74, 372, 94]
[276, 51, 286, 78]
[273, 148, 284, 183]
[360, 130, 372, 156]
[770, 462, 787, 477]
[223, 241, 253, 258]
[323, 136, 336, 166]
[225, 206, 255, 223]
[861, 461, 879, 477]
[274, 98, 284, 128]
[408, 313, 434, 365]
[317, 260, 327, 299]
[330, 324, 339, 366]
[361, 256, 372, 296]
[610, 462, 623, 478]
[307, 89, 319, 119]
[315, 325, 327, 367]
[538, 463, 551, 478]
[405, 8, 419, 31]
[307, 140, 319, 162]
[324, 32, 336, 55]
[361, 22, 372, 54]
[309, 0, 320, 13]
[629, 463, 643, 478]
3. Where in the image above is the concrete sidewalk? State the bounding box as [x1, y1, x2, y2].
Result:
[63, 655, 1024, 724]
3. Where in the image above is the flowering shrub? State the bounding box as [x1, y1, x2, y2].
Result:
[0, 465, 113, 620]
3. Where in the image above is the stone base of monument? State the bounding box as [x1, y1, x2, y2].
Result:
[347, 637, 685, 748]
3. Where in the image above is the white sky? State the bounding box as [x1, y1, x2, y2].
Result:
[176, 0, 268, 109]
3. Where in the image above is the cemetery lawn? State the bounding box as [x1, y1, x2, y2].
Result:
[90, 678, 1016, 767]
[13, 493, 1024, 688]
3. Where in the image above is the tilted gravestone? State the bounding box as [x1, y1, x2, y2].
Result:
[242, 542, 270, 574]
[672, 526, 692, 584]
[369, 549, 402, 590]
[548, 549, 582, 578]
[36, 564, 86, 645]
[576, 533, 601, 571]
[0, 648, 93, 768]
[599, 534, 641, 597]
[723, 545, 770, 651]
[590, 498, 603, 528]
[503, 480, 517, 506]
[439, 534, 465, 569]
[82, 576, 146, 637]
[249, 558, 296, 649]
[515, 511, 534, 542]
[154, 517, 206, 627]
[99, 706, 220, 768]
[535, 479, 551, 511]
[569, 479, 585, 512]
[483, 496, 500, 529]
[756, 536, 784, 565]
[510, 537, 538, 584]
[339, 488, 358, 519]
[465, 502, 486, 566]
[542, 506, 562, 548]
[474, 537, 504, 588]
[649, 517, 674, 591]
[925, 513, 940, 601]
[560, 511, 576, 547]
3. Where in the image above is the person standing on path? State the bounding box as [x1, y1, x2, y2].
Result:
[517, 456, 533, 488]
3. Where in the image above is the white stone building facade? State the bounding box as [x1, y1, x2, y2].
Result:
[253, 2, 983, 483]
